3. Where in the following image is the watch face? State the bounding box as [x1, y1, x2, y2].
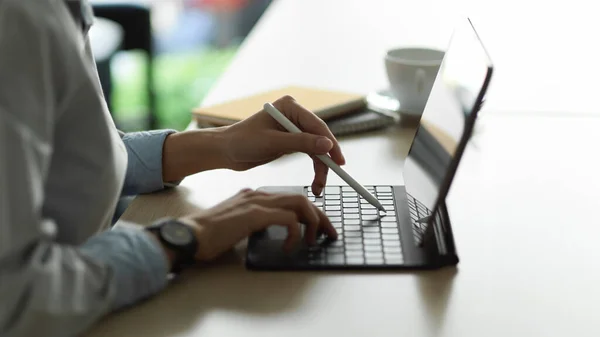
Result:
[160, 222, 194, 246]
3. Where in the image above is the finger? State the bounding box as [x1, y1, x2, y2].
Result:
[246, 205, 301, 251]
[311, 156, 328, 196]
[275, 96, 346, 165]
[248, 194, 320, 244]
[269, 131, 333, 156]
[315, 203, 338, 240]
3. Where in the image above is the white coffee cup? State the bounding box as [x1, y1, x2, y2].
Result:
[385, 47, 445, 115]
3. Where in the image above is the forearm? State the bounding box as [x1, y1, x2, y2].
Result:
[162, 127, 230, 182]
[0, 225, 170, 337]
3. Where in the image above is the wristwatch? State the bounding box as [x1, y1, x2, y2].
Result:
[146, 218, 198, 274]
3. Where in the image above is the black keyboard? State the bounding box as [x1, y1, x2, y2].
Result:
[304, 185, 403, 266]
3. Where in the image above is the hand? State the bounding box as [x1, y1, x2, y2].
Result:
[222, 95, 346, 195]
[179, 188, 338, 261]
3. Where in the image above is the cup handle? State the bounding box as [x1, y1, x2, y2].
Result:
[416, 68, 426, 95]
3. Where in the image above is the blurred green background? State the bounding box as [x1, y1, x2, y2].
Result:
[92, 0, 272, 132]
[111, 47, 238, 131]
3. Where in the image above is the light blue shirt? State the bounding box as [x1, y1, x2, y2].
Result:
[0, 1, 177, 336]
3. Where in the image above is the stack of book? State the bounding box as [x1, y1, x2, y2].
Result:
[192, 86, 399, 136]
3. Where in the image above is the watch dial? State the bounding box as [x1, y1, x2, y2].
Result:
[161, 223, 193, 246]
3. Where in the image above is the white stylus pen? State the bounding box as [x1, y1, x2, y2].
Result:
[263, 103, 386, 213]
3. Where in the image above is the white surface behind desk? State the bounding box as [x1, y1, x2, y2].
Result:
[204, 0, 600, 116]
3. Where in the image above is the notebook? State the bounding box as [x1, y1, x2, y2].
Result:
[326, 107, 399, 136]
[192, 86, 365, 126]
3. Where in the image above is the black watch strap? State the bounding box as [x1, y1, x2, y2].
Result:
[146, 218, 197, 274]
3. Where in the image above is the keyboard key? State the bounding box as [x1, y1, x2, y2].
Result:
[344, 213, 360, 219]
[344, 219, 360, 225]
[326, 255, 345, 265]
[345, 243, 363, 250]
[326, 240, 344, 247]
[345, 208, 360, 214]
[346, 257, 365, 265]
[385, 257, 404, 265]
[363, 238, 382, 246]
[326, 199, 341, 205]
[329, 216, 342, 222]
[376, 186, 392, 193]
[384, 246, 402, 253]
[343, 197, 358, 203]
[327, 205, 341, 211]
[342, 186, 354, 192]
[342, 192, 357, 198]
[345, 231, 362, 237]
[344, 225, 360, 231]
[342, 202, 359, 208]
[307, 190, 315, 197]
[326, 211, 341, 217]
[363, 227, 380, 233]
[308, 196, 316, 202]
[366, 258, 384, 265]
[384, 205, 394, 211]
[381, 199, 394, 205]
[362, 215, 379, 221]
[381, 228, 399, 234]
[325, 186, 340, 195]
[309, 259, 325, 265]
[326, 246, 344, 253]
[345, 237, 363, 243]
[361, 203, 375, 209]
[363, 232, 380, 239]
[365, 251, 383, 258]
[377, 192, 392, 196]
[382, 234, 400, 241]
[332, 222, 343, 229]
[361, 209, 378, 215]
[346, 250, 363, 257]
[383, 241, 401, 247]
[381, 222, 398, 228]
[327, 194, 341, 200]
[365, 245, 382, 252]
[381, 216, 397, 222]
[377, 195, 394, 200]
[313, 201, 323, 207]
[361, 219, 379, 226]
[385, 253, 404, 260]
[308, 245, 322, 252]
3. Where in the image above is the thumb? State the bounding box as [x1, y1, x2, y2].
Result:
[273, 132, 333, 155]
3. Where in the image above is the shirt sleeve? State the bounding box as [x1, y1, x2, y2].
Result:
[0, 2, 169, 336]
[120, 130, 183, 196]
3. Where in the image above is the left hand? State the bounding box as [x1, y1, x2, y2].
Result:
[222, 95, 346, 195]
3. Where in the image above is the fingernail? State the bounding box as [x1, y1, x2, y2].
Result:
[316, 137, 333, 152]
[314, 185, 323, 196]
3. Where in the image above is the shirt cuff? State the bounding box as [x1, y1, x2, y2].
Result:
[121, 130, 182, 195]
[80, 223, 169, 311]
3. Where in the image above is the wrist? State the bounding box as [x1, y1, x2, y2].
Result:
[145, 231, 176, 271]
[162, 128, 229, 182]
[178, 217, 211, 261]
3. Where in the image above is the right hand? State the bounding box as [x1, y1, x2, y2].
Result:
[179, 188, 338, 261]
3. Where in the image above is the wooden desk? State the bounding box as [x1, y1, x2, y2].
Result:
[87, 114, 600, 337]
[86, 1, 600, 336]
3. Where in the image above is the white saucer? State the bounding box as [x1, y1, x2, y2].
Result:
[365, 89, 423, 118]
